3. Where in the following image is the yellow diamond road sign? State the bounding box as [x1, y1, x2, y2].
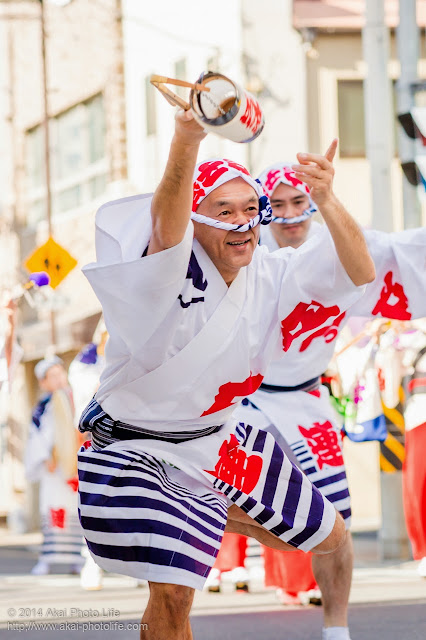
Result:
[24, 236, 77, 289]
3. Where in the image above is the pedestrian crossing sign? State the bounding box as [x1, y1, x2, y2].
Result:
[24, 237, 77, 289]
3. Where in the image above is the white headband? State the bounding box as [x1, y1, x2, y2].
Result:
[191, 159, 272, 232]
[258, 162, 317, 224]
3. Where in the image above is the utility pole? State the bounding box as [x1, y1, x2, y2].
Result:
[106, 0, 127, 191]
[362, 0, 394, 232]
[396, 0, 421, 228]
[363, 0, 410, 561]
[39, 0, 52, 237]
[39, 0, 56, 345]
[7, 25, 18, 226]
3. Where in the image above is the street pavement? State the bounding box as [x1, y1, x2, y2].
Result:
[0, 531, 425, 638]
[1, 603, 426, 640]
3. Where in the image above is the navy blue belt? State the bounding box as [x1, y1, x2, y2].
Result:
[80, 398, 222, 450]
[95, 420, 222, 444]
[259, 376, 320, 393]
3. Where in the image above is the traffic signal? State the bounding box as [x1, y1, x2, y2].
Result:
[397, 106, 426, 186]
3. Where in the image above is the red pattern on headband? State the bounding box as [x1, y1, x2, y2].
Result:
[260, 163, 311, 199]
[193, 159, 254, 212]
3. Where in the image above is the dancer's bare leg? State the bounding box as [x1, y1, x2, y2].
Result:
[141, 582, 194, 640]
[312, 531, 354, 628]
[226, 504, 345, 554]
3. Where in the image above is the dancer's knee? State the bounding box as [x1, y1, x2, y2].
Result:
[148, 582, 194, 623]
[312, 511, 347, 555]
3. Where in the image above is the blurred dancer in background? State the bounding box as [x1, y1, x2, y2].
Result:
[25, 357, 83, 576]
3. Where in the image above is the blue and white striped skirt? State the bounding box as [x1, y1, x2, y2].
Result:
[77, 406, 337, 590]
[235, 387, 352, 528]
[40, 512, 84, 565]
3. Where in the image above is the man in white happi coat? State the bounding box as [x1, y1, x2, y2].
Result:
[232, 162, 426, 640]
[77, 110, 375, 640]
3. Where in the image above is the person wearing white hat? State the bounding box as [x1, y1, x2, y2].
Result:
[25, 357, 83, 576]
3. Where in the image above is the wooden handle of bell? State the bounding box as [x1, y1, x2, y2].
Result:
[150, 74, 210, 111]
[151, 81, 191, 110]
[150, 75, 210, 92]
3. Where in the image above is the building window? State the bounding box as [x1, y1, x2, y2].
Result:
[27, 126, 44, 190]
[337, 80, 366, 158]
[337, 79, 400, 158]
[145, 76, 157, 137]
[26, 93, 107, 226]
[87, 94, 105, 164]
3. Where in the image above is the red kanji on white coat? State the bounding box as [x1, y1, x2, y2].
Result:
[372, 271, 411, 320]
[299, 421, 343, 470]
[280, 300, 344, 353]
[205, 434, 263, 494]
[201, 373, 264, 416]
[299, 311, 346, 352]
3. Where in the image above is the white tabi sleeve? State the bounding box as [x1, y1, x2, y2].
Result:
[265, 226, 366, 356]
[82, 194, 194, 352]
[348, 227, 426, 320]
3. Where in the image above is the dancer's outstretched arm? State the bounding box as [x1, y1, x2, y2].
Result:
[149, 110, 206, 256]
[292, 139, 376, 286]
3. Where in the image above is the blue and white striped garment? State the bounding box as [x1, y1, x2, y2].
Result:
[235, 391, 352, 528]
[77, 403, 336, 590]
[78, 447, 228, 588]
[39, 513, 84, 566]
[287, 435, 351, 524]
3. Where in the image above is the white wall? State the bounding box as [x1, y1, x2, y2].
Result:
[0, 19, 10, 211]
[241, 0, 308, 176]
[122, 0, 249, 193]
